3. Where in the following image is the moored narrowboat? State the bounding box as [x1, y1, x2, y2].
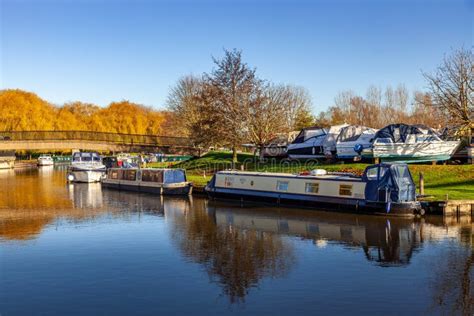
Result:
[205, 163, 422, 217]
[102, 168, 192, 195]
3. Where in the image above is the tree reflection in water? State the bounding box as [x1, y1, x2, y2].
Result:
[168, 199, 295, 303]
[427, 217, 473, 315]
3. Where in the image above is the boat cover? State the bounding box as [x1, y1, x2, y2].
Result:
[322, 124, 349, 154]
[337, 125, 376, 142]
[291, 127, 327, 144]
[164, 169, 186, 183]
[364, 164, 416, 203]
[373, 124, 435, 143]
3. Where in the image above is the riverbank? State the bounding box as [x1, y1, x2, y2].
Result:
[150, 151, 474, 200]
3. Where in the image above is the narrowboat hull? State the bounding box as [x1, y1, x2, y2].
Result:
[205, 187, 421, 217]
[102, 180, 192, 195]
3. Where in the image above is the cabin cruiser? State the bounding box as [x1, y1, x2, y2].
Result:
[67, 152, 106, 183]
[205, 163, 422, 217]
[37, 154, 54, 166]
[287, 125, 349, 159]
[102, 168, 192, 195]
[287, 126, 328, 159]
[336, 125, 377, 160]
[322, 124, 349, 157]
[361, 124, 460, 163]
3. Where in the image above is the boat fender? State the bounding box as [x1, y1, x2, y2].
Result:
[67, 174, 75, 182]
[386, 202, 391, 213]
[354, 144, 364, 154]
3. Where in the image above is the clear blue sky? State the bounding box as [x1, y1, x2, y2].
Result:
[1, 0, 472, 113]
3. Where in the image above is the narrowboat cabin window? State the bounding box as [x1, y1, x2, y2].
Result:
[305, 183, 319, 194]
[276, 181, 289, 191]
[109, 170, 119, 179]
[123, 170, 137, 181]
[339, 184, 352, 196]
[141, 170, 163, 183]
[224, 177, 234, 187]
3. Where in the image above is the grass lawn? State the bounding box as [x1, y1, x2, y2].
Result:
[154, 151, 474, 200]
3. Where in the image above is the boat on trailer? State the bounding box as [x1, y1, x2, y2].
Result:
[102, 168, 192, 195]
[205, 163, 422, 217]
[67, 152, 106, 183]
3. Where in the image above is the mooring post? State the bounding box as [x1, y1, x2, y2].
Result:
[419, 172, 424, 195]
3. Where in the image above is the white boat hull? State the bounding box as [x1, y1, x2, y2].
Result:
[68, 170, 105, 183]
[37, 161, 54, 166]
[363, 141, 460, 162]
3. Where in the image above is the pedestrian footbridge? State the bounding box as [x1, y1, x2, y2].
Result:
[0, 131, 198, 155]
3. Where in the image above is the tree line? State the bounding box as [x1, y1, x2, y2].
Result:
[167, 47, 472, 161]
[0, 89, 173, 135]
[1, 47, 471, 158]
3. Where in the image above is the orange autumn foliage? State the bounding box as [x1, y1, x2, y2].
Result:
[0, 89, 175, 135]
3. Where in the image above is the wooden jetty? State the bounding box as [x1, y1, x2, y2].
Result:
[421, 200, 474, 216]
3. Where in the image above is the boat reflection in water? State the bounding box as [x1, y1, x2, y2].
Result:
[210, 202, 422, 266]
[67, 183, 104, 209]
[1, 166, 472, 313]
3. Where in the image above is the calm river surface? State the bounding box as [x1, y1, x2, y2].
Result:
[1, 166, 473, 315]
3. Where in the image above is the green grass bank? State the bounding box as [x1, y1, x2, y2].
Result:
[149, 151, 474, 200]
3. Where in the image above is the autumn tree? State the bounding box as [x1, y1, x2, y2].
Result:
[205, 49, 262, 163]
[423, 47, 473, 141]
[166, 75, 205, 137]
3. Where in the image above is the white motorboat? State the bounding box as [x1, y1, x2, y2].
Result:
[287, 125, 349, 159]
[287, 126, 328, 159]
[361, 124, 460, 163]
[37, 154, 54, 166]
[67, 152, 106, 183]
[336, 125, 377, 160]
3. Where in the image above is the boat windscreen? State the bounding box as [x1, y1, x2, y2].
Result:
[164, 170, 186, 183]
[292, 128, 326, 144]
[337, 126, 368, 142]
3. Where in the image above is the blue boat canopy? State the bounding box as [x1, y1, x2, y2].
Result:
[363, 163, 416, 203]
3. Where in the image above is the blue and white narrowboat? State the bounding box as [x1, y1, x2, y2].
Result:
[102, 168, 192, 195]
[205, 163, 422, 216]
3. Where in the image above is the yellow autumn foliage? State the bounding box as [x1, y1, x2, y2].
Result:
[0, 89, 171, 135]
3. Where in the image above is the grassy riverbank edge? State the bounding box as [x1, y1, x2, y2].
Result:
[149, 151, 474, 200]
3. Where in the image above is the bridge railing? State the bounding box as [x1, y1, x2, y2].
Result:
[0, 131, 193, 147]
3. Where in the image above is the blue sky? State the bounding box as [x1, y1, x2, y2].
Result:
[1, 0, 472, 113]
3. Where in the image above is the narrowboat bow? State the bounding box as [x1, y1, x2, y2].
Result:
[205, 163, 422, 217]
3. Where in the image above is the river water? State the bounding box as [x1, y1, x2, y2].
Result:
[0, 166, 472, 315]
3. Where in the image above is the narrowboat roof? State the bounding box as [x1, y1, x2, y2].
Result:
[215, 170, 363, 181]
[108, 167, 185, 171]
